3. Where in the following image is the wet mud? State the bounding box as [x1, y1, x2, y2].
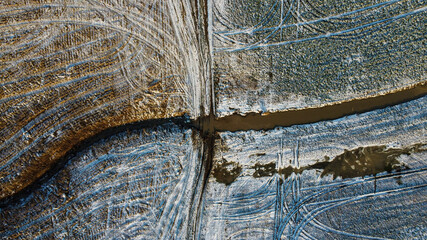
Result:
[199, 84, 427, 187]
[317, 144, 421, 179]
[212, 158, 242, 185]
[249, 144, 426, 181]
[193, 83, 427, 186]
[252, 162, 276, 177]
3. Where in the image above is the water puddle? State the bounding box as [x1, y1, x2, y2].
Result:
[211, 83, 426, 132]
[211, 143, 426, 185]
[315, 144, 423, 179]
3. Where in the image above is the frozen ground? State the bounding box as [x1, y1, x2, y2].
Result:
[0, 0, 426, 239]
[0, 0, 210, 200]
[201, 96, 427, 239]
[213, 0, 426, 116]
[0, 123, 207, 239]
[1, 98, 425, 239]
